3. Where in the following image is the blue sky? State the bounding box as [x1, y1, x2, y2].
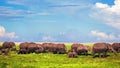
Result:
[0, 0, 120, 42]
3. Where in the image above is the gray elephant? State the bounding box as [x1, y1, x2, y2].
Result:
[112, 43, 120, 53]
[71, 43, 83, 52]
[18, 49, 28, 54]
[67, 49, 78, 58]
[2, 42, 15, 49]
[35, 44, 44, 54]
[1, 49, 9, 55]
[92, 43, 117, 58]
[77, 45, 89, 55]
[42, 43, 54, 52]
[52, 43, 66, 54]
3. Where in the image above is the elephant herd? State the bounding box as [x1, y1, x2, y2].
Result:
[0, 42, 120, 58]
[0, 42, 66, 55]
[68, 43, 119, 58]
[18, 42, 66, 54]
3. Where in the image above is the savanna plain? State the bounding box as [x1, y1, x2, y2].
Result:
[0, 43, 120, 68]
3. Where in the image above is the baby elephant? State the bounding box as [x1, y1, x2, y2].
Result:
[67, 49, 78, 58]
[1, 49, 9, 55]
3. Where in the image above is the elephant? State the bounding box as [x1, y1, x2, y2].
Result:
[42, 43, 50, 52]
[9, 42, 16, 47]
[18, 42, 29, 54]
[71, 43, 84, 52]
[67, 49, 78, 58]
[92, 43, 117, 58]
[84, 46, 91, 51]
[52, 43, 66, 54]
[77, 45, 89, 55]
[42, 43, 55, 53]
[35, 44, 44, 54]
[19, 42, 44, 54]
[35, 48, 44, 54]
[19, 42, 32, 54]
[27, 43, 38, 53]
[18, 49, 28, 54]
[41, 43, 66, 54]
[36, 44, 44, 49]
[2, 42, 15, 49]
[19, 42, 29, 50]
[1, 49, 9, 55]
[112, 43, 120, 53]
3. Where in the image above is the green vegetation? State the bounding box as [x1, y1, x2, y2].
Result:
[0, 43, 120, 68]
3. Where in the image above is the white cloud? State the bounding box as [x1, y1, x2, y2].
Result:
[95, 3, 109, 8]
[90, 30, 117, 40]
[0, 26, 5, 37]
[42, 36, 56, 41]
[0, 26, 18, 39]
[91, 0, 120, 30]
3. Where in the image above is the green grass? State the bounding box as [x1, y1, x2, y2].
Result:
[0, 43, 120, 68]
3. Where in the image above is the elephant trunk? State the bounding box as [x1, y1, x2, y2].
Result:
[111, 47, 117, 56]
[107, 44, 117, 56]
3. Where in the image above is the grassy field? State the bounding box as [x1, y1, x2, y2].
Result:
[0, 43, 120, 68]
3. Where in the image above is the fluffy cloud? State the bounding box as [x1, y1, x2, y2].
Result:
[91, 0, 120, 30]
[90, 30, 117, 40]
[0, 26, 18, 39]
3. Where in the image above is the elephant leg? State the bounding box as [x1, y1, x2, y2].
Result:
[77, 51, 80, 55]
[73, 54, 75, 58]
[78, 52, 81, 55]
[53, 51, 57, 54]
[23, 52, 25, 54]
[79, 52, 81, 55]
[71, 54, 73, 58]
[85, 51, 88, 56]
[21, 51, 23, 54]
[118, 48, 120, 53]
[19, 51, 21, 54]
[103, 52, 107, 57]
[84, 52, 86, 55]
[98, 53, 101, 58]
[92, 51, 95, 58]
